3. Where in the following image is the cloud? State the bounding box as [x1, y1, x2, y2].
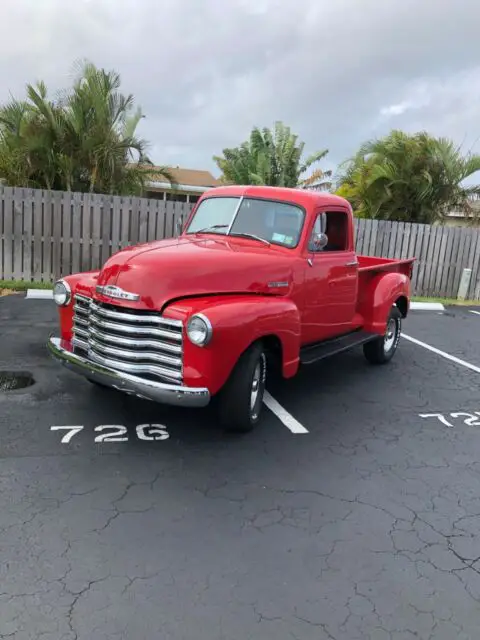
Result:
[1, 0, 480, 175]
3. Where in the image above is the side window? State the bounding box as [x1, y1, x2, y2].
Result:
[324, 211, 348, 251]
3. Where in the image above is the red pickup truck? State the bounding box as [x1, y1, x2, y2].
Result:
[48, 186, 414, 432]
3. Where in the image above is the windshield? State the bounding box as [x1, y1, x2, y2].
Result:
[186, 196, 305, 248]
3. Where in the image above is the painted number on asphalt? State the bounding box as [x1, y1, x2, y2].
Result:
[50, 424, 169, 443]
[419, 412, 480, 428]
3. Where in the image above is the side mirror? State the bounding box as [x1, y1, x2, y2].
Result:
[310, 232, 328, 252]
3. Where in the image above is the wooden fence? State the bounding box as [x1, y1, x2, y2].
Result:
[1, 185, 480, 300]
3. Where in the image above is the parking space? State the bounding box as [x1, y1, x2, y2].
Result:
[1, 296, 480, 639]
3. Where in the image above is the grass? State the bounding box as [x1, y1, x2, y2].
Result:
[412, 296, 480, 307]
[0, 279, 52, 296]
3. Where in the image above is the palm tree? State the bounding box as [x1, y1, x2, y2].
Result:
[213, 121, 332, 190]
[336, 130, 480, 224]
[0, 60, 173, 195]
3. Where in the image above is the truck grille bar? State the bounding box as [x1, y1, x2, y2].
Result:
[72, 294, 183, 384]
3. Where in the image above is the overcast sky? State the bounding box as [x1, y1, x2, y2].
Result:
[2, 0, 480, 179]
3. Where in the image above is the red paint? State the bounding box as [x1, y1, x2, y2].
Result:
[57, 185, 413, 394]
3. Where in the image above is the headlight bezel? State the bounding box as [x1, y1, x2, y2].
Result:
[186, 313, 213, 347]
[53, 279, 72, 307]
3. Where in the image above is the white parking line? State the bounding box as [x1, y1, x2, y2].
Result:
[264, 391, 309, 434]
[403, 334, 480, 375]
[469, 310, 480, 316]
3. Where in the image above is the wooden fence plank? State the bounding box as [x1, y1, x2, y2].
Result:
[439, 227, 455, 297]
[388, 220, 399, 258]
[411, 224, 425, 293]
[111, 196, 122, 254]
[130, 197, 140, 245]
[43, 190, 53, 281]
[32, 189, 43, 281]
[23, 189, 34, 281]
[12, 189, 24, 280]
[120, 198, 130, 249]
[424, 225, 440, 296]
[139, 197, 149, 244]
[81, 193, 91, 272]
[101, 195, 112, 267]
[445, 227, 462, 298]
[164, 201, 175, 239]
[467, 231, 480, 299]
[91, 194, 102, 271]
[3, 187, 14, 280]
[147, 199, 157, 242]
[71, 192, 82, 275]
[61, 192, 72, 277]
[367, 219, 378, 256]
[433, 225, 449, 297]
[51, 190, 63, 280]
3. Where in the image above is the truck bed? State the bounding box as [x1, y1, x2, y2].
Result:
[357, 255, 415, 276]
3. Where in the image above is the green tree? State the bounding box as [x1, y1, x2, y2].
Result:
[336, 130, 480, 224]
[213, 121, 332, 190]
[0, 60, 172, 195]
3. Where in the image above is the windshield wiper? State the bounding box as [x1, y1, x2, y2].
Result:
[229, 232, 271, 246]
[191, 224, 229, 233]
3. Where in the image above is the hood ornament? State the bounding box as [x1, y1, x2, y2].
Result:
[96, 285, 140, 301]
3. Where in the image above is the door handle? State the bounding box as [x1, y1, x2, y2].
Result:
[345, 261, 358, 267]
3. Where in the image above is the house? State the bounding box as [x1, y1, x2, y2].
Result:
[144, 166, 222, 204]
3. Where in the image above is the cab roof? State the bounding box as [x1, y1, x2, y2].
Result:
[201, 184, 350, 210]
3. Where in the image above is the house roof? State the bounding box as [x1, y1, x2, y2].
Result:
[146, 166, 221, 188]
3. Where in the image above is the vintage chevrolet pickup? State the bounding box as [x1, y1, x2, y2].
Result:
[48, 185, 414, 431]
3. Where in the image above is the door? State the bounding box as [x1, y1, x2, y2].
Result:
[301, 209, 359, 344]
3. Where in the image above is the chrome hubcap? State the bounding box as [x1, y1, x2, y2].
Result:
[384, 318, 397, 351]
[250, 363, 261, 411]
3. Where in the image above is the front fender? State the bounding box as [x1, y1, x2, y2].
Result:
[58, 271, 100, 340]
[164, 295, 301, 395]
[359, 272, 411, 334]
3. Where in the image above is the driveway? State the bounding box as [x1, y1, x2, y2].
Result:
[1, 295, 480, 639]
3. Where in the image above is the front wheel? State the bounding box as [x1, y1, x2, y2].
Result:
[217, 341, 267, 433]
[363, 306, 402, 365]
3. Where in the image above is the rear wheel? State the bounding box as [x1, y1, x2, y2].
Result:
[217, 341, 267, 433]
[363, 306, 402, 364]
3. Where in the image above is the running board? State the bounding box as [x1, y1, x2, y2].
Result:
[300, 330, 377, 365]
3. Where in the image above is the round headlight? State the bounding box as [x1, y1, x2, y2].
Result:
[53, 280, 71, 307]
[186, 314, 212, 346]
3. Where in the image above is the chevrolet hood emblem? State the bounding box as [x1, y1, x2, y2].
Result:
[95, 285, 140, 301]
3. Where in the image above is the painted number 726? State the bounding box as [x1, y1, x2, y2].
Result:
[50, 424, 169, 443]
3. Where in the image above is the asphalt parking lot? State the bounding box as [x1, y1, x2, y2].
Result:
[1, 296, 480, 640]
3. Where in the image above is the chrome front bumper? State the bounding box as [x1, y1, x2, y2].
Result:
[47, 337, 211, 408]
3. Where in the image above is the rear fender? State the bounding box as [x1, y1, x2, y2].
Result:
[359, 272, 411, 334]
[164, 295, 301, 395]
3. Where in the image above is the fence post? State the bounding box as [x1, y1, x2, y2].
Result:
[457, 268, 472, 301]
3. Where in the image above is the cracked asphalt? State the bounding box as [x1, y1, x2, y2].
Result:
[1, 295, 480, 639]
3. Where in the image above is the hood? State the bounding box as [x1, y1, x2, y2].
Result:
[94, 236, 295, 310]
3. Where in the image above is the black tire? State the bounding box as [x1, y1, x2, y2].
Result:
[363, 306, 402, 365]
[217, 341, 267, 433]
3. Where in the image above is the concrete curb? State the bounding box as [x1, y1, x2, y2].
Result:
[25, 289, 54, 300]
[410, 301, 445, 311]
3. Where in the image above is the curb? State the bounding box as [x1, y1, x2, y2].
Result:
[410, 301, 445, 311]
[25, 289, 54, 300]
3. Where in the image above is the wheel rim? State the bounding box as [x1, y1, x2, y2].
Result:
[250, 363, 261, 411]
[384, 318, 397, 352]
[250, 353, 266, 421]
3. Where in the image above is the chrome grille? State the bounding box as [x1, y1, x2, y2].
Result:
[72, 294, 183, 384]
